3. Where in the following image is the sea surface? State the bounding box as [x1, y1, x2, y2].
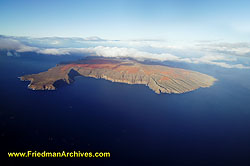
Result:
[1, 54, 250, 166]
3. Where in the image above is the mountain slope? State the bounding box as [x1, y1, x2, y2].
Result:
[20, 58, 216, 94]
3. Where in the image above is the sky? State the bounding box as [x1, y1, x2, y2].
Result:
[1, 0, 250, 41]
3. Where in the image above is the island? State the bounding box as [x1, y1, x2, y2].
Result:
[20, 57, 217, 94]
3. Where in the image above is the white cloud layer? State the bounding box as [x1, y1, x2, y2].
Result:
[197, 42, 250, 57]
[28, 46, 250, 69]
[0, 38, 39, 52]
[1, 36, 250, 69]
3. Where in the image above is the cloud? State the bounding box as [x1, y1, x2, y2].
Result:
[7, 51, 13, 56]
[33, 46, 192, 62]
[0, 38, 38, 52]
[90, 46, 250, 69]
[192, 54, 250, 69]
[16, 45, 39, 52]
[35, 46, 249, 69]
[197, 42, 250, 57]
[1, 35, 250, 69]
[83, 36, 105, 41]
[194, 54, 237, 62]
[37, 48, 71, 55]
[0, 38, 22, 50]
[92, 46, 192, 63]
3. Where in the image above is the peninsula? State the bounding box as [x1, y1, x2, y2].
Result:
[20, 57, 216, 94]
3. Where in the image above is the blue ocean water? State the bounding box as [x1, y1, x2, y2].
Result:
[1, 54, 250, 166]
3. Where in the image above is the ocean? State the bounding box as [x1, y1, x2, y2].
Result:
[1, 54, 250, 166]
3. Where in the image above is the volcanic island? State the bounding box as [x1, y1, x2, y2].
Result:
[20, 57, 216, 94]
